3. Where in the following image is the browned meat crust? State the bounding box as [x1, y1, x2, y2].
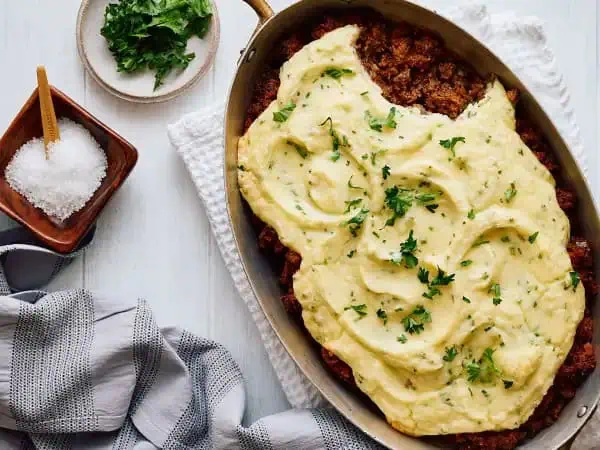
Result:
[243, 9, 596, 450]
[321, 348, 357, 387]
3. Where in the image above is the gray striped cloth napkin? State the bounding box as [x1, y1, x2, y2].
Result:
[0, 226, 382, 449]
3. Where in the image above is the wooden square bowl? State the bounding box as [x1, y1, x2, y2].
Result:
[0, 86, 138, 253]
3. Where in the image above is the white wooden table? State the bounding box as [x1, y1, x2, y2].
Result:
[0, 0, 596, 425]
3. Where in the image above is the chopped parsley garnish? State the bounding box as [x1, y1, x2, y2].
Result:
[466, 361, 480, 382]
[382, 165, 391, 180]
[472, 237, 490, 247]
[384, 187, 438, 225]
[422, 287, 441, 300]
[371, 150, 386, 166]
[425, 204, 439, 213]
[397, 334, 408, 343]
[528, 232, 539, 243]
[286, 140, 308, 159]
[415, 193, 437, 203]
[439, 137, 466, 157]
[343, 208, 369, 237]
[466, 348, 502, 383]
[376, 308, 388, 325]
[390, 230, 418, 268]
[273, 102, 296, 122]
[347, 249, 356, 258]
[361, 91, 369, 96]
[504, 182, 518, 202]
[344, 198, 362, 213]
[460, 260, 473, 267]
[443, 346, 458, 362]
[402, 305, 431, 335]
[347, 176, 363, 190]
[467, 209, 476, 220]
[344, 303, 367, 318]
[320, 116, 348, 162]
[323, 67, 354, 79]
[384, 186, 413, 226]
[569, 271, 580, 291]
[366, 107, 397, 132]
[489, 283, 502, 305]
[431, 267, 455, 286]
[503, 380, 514, 389]
[462, 296, 471, 303]
[238, 165, 246, 171]
[421, 266, 455, 299]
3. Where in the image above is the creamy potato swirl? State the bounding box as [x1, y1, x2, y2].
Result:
[238, 26, 584, 436]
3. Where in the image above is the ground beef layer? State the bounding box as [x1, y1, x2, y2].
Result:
[243, 10, 597, 450]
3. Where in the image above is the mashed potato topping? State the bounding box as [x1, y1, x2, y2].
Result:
[238, 25, 584, 436]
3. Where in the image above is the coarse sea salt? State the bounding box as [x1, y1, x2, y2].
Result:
[5, 118, 108, 221]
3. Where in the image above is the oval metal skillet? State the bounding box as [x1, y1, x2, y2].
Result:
[224, 1, 600, 448]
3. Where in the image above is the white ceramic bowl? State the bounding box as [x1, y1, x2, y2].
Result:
[76, 0, 220, 103]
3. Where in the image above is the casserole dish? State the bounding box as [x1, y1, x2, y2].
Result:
[224, 1, 600, 448]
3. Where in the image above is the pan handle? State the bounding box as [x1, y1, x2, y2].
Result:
[242, 0, 274, 23]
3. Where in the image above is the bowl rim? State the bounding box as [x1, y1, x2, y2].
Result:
[75, 0, 220, 104]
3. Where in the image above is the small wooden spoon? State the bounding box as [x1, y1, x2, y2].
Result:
[36, 66, 60, 158]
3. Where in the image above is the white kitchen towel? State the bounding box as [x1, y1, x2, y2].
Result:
[168, 4, 597, 447]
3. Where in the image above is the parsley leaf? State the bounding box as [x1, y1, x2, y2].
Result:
[423, 286, 441, 300]
[462, 296, 471, 303]
[473, 237, 490, 247]
[101, 0, 213, 90]
[382, 165, 391, 180]
[390, 230, 419, 268]
[347, 249, 356, 258]
[460, 260, 473, 267]
[319, 117, 348, 161]
[376, 308, 388, 324]
[344, 198, 362, 213]
[366, 107, 397, 132]
[569, 271, 580, 291]
[504, 182, 518, 202]
[503, 380, 514, 389]
[466, 348, 502, 383]
[528, 231, 539, 243]
[343, 208, 369, 237]
[370, 150, 386, 166]
[431, 267, 455, 286]
[286, 140, 308, 158]
[466, 361, 481, 382]
[415, 193, 437, 204]
[467, 209, 476, 220]
[323, 67, 354, 79]
[322, 118, 347, 161]
[347, 176, 363, 190]
[489, 283, 502, 305]
[402, 305, 432, 335]
[425, 204, 439, 213]
[273, 103, 296, 122]
[384, 186, 413, 226]
[420, 267, 454, 299]
[443, 346, 458, 362]
[384, 186, 438, 225]
[344, 303, 367, 318]
[439, 137, 466, 157]
[397, 334, 408, 343]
